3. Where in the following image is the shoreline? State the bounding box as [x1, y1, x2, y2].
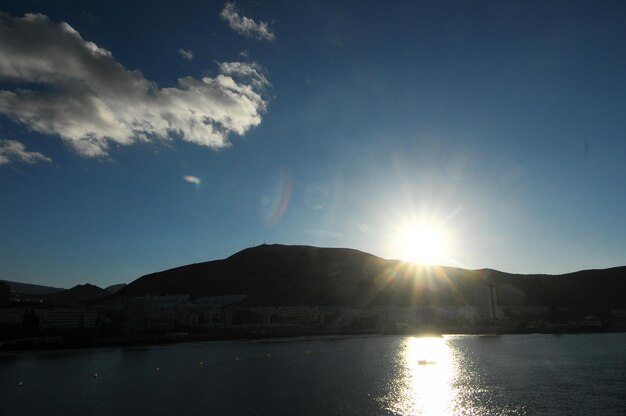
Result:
[2, 326, 624, 353]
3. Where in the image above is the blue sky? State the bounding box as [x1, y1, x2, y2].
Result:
[1, 1, 626, 288]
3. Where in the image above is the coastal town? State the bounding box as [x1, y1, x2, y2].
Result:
[1, 278, 622, 350]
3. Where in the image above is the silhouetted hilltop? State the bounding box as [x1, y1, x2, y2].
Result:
[117, 245, 400, 306]
[112, 245, 469, 306]
[44, 283, 111, 305]
[114, 245, 626, 311]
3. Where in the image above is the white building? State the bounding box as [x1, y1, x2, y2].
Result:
[35, 308, 98, 330]
[471, 285, 502, 320]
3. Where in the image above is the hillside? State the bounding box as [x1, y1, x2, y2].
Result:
[1, 280, 65, 295]
[105, 283, 127, 293]
[115, 244, 626, 310]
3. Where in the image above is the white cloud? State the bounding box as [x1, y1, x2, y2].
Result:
[220, 2, 275, 41]
[0, 139, 51, 165]
[218, 61, 269, 88]
[0, 13, 269, 158]
[178, 48, 194, 60]
[183, 175, 201, 185]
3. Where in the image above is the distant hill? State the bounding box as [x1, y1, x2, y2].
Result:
[1, 280, 65, 295]
[44, 283, 111, 305]
[105, 283, 126, 293]
[115, 244, 626, 310]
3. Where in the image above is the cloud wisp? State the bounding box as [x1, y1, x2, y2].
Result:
[178, 48, 194, 60]
[0, 139, 51, 165]
[0, 13, 270, 158]
[220, 2, 275, 41]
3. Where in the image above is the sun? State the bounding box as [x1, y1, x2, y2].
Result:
[393, 219, 448, 265]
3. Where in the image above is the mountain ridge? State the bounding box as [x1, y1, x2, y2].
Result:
[114, 244, 626, 310]
[0, 280, 65, 295]
[44, 283, 111, 305]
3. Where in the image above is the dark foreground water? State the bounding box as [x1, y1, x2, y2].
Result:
[1, 333, 626, 415]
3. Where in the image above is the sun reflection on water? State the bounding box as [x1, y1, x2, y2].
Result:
[385, 336, 457, 416]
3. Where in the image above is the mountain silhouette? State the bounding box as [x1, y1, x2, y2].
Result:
[44, 283, 111, 305]
[115, 244, 626, 310]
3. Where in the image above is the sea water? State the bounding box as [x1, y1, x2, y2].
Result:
[1, 333, 625, 415]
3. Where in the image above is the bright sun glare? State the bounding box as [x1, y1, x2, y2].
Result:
[393, 220, 448, 265]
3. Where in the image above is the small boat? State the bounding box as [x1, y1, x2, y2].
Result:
[417, 360, 436, 365]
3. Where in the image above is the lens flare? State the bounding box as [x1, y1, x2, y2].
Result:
[258, 168, 292, 227]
